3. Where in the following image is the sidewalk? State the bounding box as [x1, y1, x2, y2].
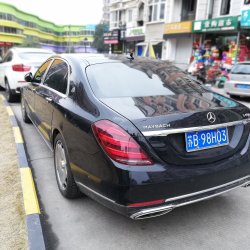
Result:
[0, 97, 28, 249]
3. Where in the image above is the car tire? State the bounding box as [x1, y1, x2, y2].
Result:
[54, 133, 81, 199]
[5, 79, 15, 102]
[21, 95, 31, 123]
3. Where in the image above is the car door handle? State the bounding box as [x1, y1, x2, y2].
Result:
[45, 97, 53, 103]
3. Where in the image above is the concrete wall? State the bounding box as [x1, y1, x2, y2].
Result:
[145, 22, 165, 41]
[172, 0, 182, 22]
[196, 0, 209, 20]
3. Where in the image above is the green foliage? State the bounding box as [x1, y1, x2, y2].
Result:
[93, 23, 109, 53]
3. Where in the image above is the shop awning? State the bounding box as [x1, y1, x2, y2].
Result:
[150, 41, 163, 46]
[126, 36, 145, 42]
[163, 33, 192, 39]
[136, 42, 147, 46]
[136, 41, 163, 47]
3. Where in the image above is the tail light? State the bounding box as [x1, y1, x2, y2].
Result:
[92, 120, 153, 166]
[12, 64, 31, 72]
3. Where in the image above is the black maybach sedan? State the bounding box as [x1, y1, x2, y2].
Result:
[21, 54, 250, 220]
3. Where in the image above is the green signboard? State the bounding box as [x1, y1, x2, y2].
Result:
[193, 16, 239, 33]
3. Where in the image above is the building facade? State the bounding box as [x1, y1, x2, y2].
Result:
[108, 0, 147, 55]
[106, 0, 250, 69]
[103, 0, 111, 23]
[163, 0, 248, 68]
[0, 2, 96, 56]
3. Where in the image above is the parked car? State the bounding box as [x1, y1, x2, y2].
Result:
[0, 47, 54, 102]
[224, 61, 250, 98]
[21, 54, 250, 219]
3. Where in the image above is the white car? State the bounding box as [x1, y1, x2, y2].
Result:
[0, 47, 54, 102]
[224, 61, 250, 98]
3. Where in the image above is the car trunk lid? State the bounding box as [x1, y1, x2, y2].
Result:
[101, 92, 250, 165]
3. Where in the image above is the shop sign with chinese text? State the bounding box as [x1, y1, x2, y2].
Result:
[241, 9, 250, 27]
[164, 21, 192, 34]
[104, 30, 120, 44]
[126, 26, 145, 37]
[193, 16, 239, 33]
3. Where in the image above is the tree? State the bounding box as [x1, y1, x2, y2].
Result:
[19, 36, 41, 48]
[93, 23, 109, 53]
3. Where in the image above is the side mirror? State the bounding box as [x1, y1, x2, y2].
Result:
[24, 72, 33, 82]
[33, 76, 41, 83]
[69, 81, 76, 96]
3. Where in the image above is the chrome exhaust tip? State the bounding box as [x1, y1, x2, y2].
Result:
[130, 206, 174, 220]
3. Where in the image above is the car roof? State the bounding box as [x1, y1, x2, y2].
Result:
[11, 47, 54, 54]
[59, 53, 112, 65]
[236, 61, 250, 64]
[56, 53, 176, 69]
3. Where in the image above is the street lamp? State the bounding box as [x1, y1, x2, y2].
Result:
[84, 37, 88, 53]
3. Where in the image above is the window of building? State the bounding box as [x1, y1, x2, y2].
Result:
[7, 14, 12, 21]
[221, 0, 231, 15]
[44, 59, 68, 94]
[181, 0, 197, 21]
[0, 13, 5, 20]
[160, 3, 165, 19]
[148, 0, 166, 22]
[128, 9, 133, 22]
[111, 11, 118, 22]
[3, 27, 19, 34]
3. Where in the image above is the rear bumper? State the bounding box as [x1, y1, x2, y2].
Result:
[75, 125, 250, 219]
[130, 175, 250, 219]
[77, 174, 250, 220]
[224, 81, 250, 97]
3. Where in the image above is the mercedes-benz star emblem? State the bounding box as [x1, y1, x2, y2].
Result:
[207, 112, 216, 123]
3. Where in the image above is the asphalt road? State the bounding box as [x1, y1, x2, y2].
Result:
[5, 88, 250, 250]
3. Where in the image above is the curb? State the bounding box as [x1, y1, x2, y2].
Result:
[0, 95, 46, 250]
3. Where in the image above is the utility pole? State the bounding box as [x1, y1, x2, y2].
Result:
[68, 25, 71, 53]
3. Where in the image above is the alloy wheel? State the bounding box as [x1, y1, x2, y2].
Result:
[55, 140, 68, 190]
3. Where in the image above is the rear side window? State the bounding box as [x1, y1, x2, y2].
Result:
[44, 59, 68, 94]
[231, 64, 250, 74]
[34, 59, 53, 80]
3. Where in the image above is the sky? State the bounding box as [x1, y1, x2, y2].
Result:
[1, 0, 103, 25]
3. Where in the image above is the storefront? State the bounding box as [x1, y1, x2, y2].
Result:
[240, 8, 250, 61]
[103, 30, 122, 54]
[163, 21, 193, 70]
[192, 16, 240, 71]
[125, 26, 145, 56]
[144, 22, 164, 59]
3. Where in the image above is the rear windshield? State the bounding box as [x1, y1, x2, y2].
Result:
[86, 61, 206, 98]
[231, 64, 250, 74]
[19, 52, 53, 61]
